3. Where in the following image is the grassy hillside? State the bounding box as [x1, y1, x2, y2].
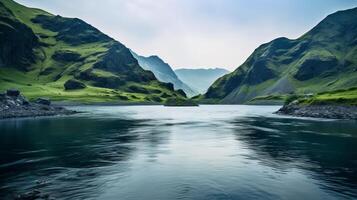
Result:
[0, 0, 185, 103]
[289, 87, 357, 106]
[131, 51, 198, 97]
[202, 7, 357, 104]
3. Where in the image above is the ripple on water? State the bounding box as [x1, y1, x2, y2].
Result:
[0, 105, 357, 199]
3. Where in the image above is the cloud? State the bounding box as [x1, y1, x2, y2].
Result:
[17, 0, 357, 70]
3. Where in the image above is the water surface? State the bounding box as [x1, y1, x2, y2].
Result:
[1, 105, 357, 199]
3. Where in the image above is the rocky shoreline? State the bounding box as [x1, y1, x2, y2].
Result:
[0, 90, 76, 119]
[276, 103, 357, 120]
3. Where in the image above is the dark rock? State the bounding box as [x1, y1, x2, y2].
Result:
[160, 93, 171, 98]
[1, 92, 75, 119]
[22, 100, 30, 106]
[92, 43, 156, 83]
[6, 89, 20, 97]
[64, 79, 86, 90]
[118, 95, 129, 100]
[176, 89, 187, 98]
[128, 85, 149, 94]
[150, 89, 162, 94]
[31, 15, 111, 46]
[52, 50, 83, 62]
[36, 98, 51, 106]
[76, 69, 124, 89]
[160, 82, 174, 91]
[276, 104, 357, 120]
[17, 94, 30, 105]
[0, 3, 39, 71]
[39, 67, 55, 76]
[246, 59, 275, 85]
[294, 57, 339, 81]
[150, 96, 162, 102]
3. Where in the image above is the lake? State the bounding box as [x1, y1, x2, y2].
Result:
[1, 105, 357, 200]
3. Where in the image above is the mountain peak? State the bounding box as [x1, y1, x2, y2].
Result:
[0, 0, 186, 103]
[203, 6, 357, 104]
[131, 51, 198, 97]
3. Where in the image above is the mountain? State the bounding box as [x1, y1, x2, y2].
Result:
[0, 0, 185, 103]
[202, 7, 357, 104]
[130, 51, 198, 97]
[175, 68, 229, 94]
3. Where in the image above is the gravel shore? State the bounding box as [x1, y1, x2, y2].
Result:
[0, 90, 76, 119]
[276, 103, 357, 120]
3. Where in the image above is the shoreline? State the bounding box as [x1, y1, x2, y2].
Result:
[276, 104, 357, 120]
[52, 101, 163, 107]
[0, 90, 77, 120]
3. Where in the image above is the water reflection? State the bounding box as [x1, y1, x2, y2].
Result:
[0, 116, 170, 199]
[232, 116, 357, 198]
[1, 106, 357, 200]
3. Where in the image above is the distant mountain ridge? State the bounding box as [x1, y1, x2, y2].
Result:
[175, 68, 229, 94]
[202, 7, 357, 104]
[131, 51, 198, 97]
[0, 0, 185, 103]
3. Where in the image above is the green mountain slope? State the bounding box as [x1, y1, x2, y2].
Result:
[202, 7, 357, 104]
[0, 0, 185, 103]
[175, 68, 229, 94]
[131, 51, 198, 97]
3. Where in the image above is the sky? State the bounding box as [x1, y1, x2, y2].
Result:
[16, 0, 357, 70]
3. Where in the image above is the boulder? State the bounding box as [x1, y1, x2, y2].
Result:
[22, 100, 30, 106]
[6, 89, 20, 97]
[36, 98, 51, 106]
[64, 79, 86, 90]
[0, 92, 6, 100]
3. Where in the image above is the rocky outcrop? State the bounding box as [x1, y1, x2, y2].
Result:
[0, 89, 76, 119]
[276, 101, 357, 120]
[294, 56, 339, 81]
[52, 50, 83, 62]
[0, 2, 39, 70]
[64, 79, 86, 90]
[0, 0, 186, 103]
[202, 7, 357, 104]
[31, 14, 111, 46]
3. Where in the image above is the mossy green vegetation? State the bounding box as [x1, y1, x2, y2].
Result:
[0, 0, 185, 103]
[164, 98, 198, 107]
[131, 51, 199, 97]
[203, 7, 357, 104]
[294, 87, 357, 106]
[247, 95, 287, 105]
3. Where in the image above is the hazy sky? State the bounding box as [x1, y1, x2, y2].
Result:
[16, 0, 357, 70]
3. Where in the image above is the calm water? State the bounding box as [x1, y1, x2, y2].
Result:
[1, 105, 357, 200]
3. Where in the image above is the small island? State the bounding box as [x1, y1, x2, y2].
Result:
[276, 88, 357, 120]
[0, 89, 76, 119]
[164, 97, 199, 107]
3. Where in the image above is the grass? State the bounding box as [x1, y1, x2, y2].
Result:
[202, 7, 357, 104]
[298, 87, 357, 106]
[0, 79, 171, 103]
[0, 67, 179, 103]
[0, 0, 185, 104]
[246, 94, 287, 105]
[164, 98, 198, 107]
